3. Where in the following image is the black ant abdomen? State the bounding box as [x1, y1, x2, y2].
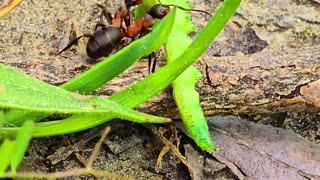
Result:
[86, 26, 122, 59]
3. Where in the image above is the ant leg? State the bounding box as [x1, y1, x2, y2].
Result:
[94, 23, 106, 31]
[58, 34, 92, 54]
[124, 1, 136, 27]
[124, 7, 132, 27]
[96, 3, 113, 25]
[105, 12, 113, 25]
[151, 53, 157, 73]
[95, 4, 113, 31]
[124, 0, 143, 27]
[148, 54, 151, 73]
[147, 52, 157, 74]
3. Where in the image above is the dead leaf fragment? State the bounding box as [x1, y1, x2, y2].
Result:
[207, 116, 320, 180]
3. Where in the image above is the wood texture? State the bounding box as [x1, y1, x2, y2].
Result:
[1, 46, 320, 118]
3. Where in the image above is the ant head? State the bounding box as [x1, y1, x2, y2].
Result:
[148, 4, 170, 19]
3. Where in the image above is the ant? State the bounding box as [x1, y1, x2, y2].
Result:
[58, 0, 170, 59]
[58, 0, 212, 60]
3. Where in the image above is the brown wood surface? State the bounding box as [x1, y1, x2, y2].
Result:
[1, 46, 320, 118]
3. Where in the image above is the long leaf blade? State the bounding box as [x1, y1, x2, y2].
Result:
[0, 139, 15, 175]
[110, 0, 241, 107]
[0, 65, 170, 130]
[60, 9, 177, 94]
[4, 8, 177, 126]
[162, 0, 215, 152]
[10, 120, 34, 173]
[2, 0, 240, 137]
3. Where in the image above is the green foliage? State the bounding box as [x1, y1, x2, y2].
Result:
[4, 9, 176, 126]
[0, 120, 33, 175]
[137, 0, 241, 152]
[0, 139, 14, 175]
[0, 111, 4, 137]
[160, 0, 215, 152]
[10, 120, 34, 173]
[0, 64, 170, 124]
[0, 0, 240, 176]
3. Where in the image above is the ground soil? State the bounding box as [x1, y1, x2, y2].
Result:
[1, 0, 320, 179]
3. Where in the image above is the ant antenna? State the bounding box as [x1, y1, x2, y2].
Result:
[157, 0, 212, 17]
[173, 6, 212, 16]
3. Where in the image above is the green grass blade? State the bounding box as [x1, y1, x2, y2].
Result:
[0, 64, 170, 124]
[110, 0, 241, 107]
[60, 9, 176, 95]
[10, 120, 34, 173]
[2, 0, 240, 137]
[4, 8, 176, 126]
[110, 0, 240, 152]
[172, 68, 215, 152]
[2, 114, 115, 137]
[162, 0, 215, 152]
[135, 0, 157, 18]
[0, 139, 15, 176]
[0, 111, 4, 139]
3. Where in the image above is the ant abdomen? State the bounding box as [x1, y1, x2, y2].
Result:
[86, 26, 122, 59]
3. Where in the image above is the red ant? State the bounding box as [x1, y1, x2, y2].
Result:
[58, 0, 169, 59]
[58, 0, 211, 59]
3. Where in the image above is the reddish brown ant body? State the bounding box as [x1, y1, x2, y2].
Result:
[58, 0, 170, 59]
[58, 0, 211, 60]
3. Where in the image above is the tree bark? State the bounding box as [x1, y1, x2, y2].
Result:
[1, 46, 320, 118]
